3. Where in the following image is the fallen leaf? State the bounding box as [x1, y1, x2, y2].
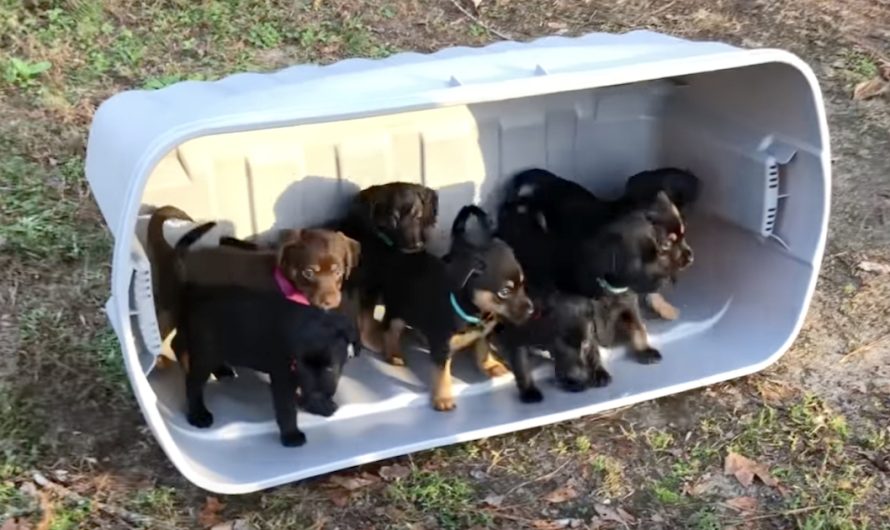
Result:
[725, 496, 759, 513]
[594, 503, 636, 525]
[378, 464, 411, 481]
[329, 473, 379, 491]
[853, 78, 890, 100]
[470, 0, 483, 9]
[325, 488, 351, 508]
[724, 451, 777, 487]
[543, 485, 579, 503]
[483, 493, 504, 508]
[198, 496, 226, 528]
[858, 260, 890, 274]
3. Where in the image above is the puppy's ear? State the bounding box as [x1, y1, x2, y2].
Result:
[420, 187, 438, 228]
[337, 232, 361, 278]
[278, 229, 303, 247]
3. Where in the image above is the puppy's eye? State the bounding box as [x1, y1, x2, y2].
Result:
[302, 268, 316, 280]
[496, 287, 512, 300]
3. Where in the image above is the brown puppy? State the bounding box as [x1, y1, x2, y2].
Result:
[146, 205, 194, 342]
[180, 227, 360, 311]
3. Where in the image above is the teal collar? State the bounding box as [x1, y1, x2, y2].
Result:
[597, 277, 629, 295]
[450, 293, 481, 324]
[375, 230, 394, 247]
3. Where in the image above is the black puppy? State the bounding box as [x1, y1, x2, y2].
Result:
[379, 205, 533, 411]
[492, 198, 610, 403]
[172, 285, 357, 447]
[332, 182, 438, 352]
[510, 168, 695, 319]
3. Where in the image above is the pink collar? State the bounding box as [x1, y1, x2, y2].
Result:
[273, 267, 310, 306]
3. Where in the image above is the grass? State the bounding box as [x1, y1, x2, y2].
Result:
[390, 470, 490, 530]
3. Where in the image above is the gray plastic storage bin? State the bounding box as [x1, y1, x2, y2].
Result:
[85, 31, 830, 494]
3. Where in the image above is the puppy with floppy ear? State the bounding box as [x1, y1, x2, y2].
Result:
[378, 205, 533, 411]
[491, 198, 611, 403]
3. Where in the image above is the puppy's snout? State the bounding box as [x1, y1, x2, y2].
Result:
[678, 243, 693, 268]
[524, 300, 535, 317]
[315, 291, 341, 310]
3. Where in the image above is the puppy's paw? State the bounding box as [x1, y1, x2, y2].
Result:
[432, 396, 456, 411]
[212, 365, 236, 379]
[648, 293, 679, 320]
[519, 386, 544, 403]
[635, 347, 662, 365]
[557, 365, 588, 393]
[281, 430, 307, 447]
[187, 408, 214, 428]
[589, 366, 612, 387]
[304, 398, 338, 417]
[386, 354, 406, 367]
[483, 360, 510, 378]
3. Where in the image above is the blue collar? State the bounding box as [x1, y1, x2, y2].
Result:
[597, 277, 629, 295]
[450, 293, 481, 324]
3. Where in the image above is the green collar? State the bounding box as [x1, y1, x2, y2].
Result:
[597, 277, 629, 295]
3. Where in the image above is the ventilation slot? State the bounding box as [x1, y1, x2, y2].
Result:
[761, 156, 791, 250]
[131, 252, 164, 372]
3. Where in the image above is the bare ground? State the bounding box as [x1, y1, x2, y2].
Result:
[1, 0, 890, 529]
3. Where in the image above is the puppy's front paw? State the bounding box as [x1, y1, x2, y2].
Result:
[281, 430, 307, 447]
[432, 396, 456, 411]
[589, 366, 612, 387]
[213, 364, 236, 379]
[519, 386, 544, 403]
[187, 408, 214, 428]
[386, 354, 406, 366]
[648, 293, 679, 320]
[303, 398, 338, 417]
[557, 365, 588, 393]
[635, 348, 662, 365]
[483, 360, 509, 378]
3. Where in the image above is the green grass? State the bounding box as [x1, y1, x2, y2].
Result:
[48, 500, 91, 530]
[0, 153, 110, 263]
[390, 470, 490, 530]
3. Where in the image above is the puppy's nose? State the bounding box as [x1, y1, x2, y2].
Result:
[317, 294, 341, 310]
[525, 301, 535, 316]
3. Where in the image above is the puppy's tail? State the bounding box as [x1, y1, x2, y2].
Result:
[174, 222, 219, 255]
[451, 205, 493, 246]
[147, 205, 193, 258]
[508, 168, 561, 202]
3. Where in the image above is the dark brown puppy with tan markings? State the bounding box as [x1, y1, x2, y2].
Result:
[379, 205, 534, 411]
[330, 182, 439, 354]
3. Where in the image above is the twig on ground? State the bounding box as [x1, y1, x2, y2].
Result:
[636, 0, 678, 24]
[840, 332, 890, 363]
[31, 471, 175, 530]
[446, 0, 512, 40]
[501, 460, 571, 500]
[727, 504, 830, 524]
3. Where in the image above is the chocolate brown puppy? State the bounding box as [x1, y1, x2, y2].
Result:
[145, 205, 194, 342]
[379, 205, 533, 411]
[180, 227, 359, 311]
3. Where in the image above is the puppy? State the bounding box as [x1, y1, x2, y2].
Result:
[564, 206, 676, 364]
[624, 168, 699, 319]
[179, 227, 360, 311]
[172, 284, 357, 447]
[508, 168, 695, 319]
[331, 182, 439, 352]
[146, 205, 195, 342]
[492, 198, 610, 403]
[379, 205, 533, 411]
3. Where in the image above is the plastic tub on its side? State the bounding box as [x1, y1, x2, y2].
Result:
[85, 30, 830, 494]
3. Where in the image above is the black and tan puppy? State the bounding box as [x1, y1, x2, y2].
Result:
[509, 168, 696, 320]
[379, 205, 533, 411]
[492, 198, 610, 403]
[331, 182, 439, 353]
[171, 284, 357, 447]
